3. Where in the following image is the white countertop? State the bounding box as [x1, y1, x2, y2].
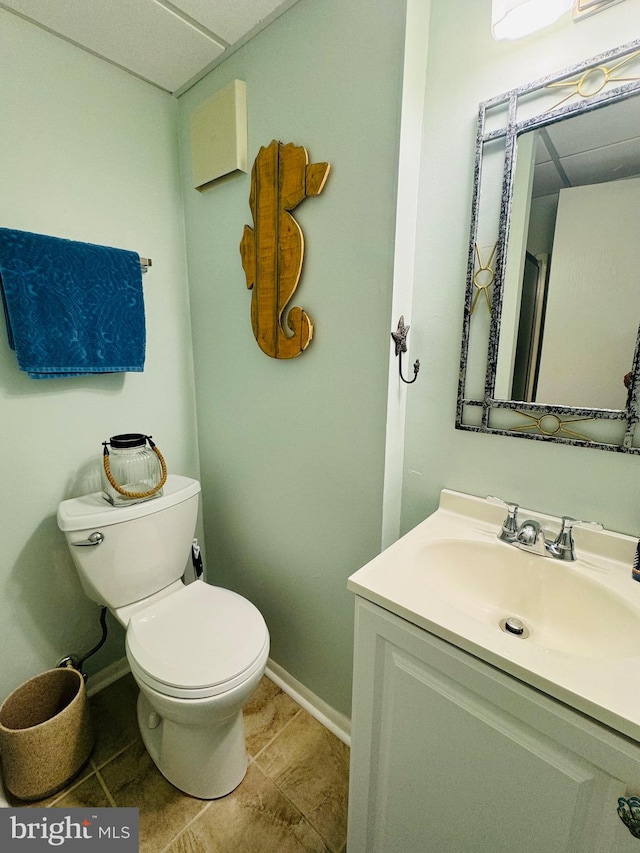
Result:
[348, 489, 640, 744]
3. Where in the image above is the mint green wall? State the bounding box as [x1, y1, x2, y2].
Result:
[7, 0, 634, 725]
[178, 0, 407, 715]
[402, 0, 640, 535]
[0, 11, 199, 697]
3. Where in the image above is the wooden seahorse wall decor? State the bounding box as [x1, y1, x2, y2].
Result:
[239, 140, 331, 358]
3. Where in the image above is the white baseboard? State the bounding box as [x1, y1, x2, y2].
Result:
[84, 656, 351, 747]
[265, 658, 351, 747]
[85, 656, 131, 698]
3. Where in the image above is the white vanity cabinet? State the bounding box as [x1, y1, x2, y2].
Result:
[348, 598, 640, 853]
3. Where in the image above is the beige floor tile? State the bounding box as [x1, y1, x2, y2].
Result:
[243, 676, 301, 757]
[51, 772, 113, 808]
[256, 710, 349, 852]
[99, 739, 208, 853]
[55, 672, 349, 852]
[89, 674, 140, 767]
[166, 762, 330, 853]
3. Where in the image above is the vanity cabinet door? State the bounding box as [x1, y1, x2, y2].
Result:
[348, 598, 640, 853]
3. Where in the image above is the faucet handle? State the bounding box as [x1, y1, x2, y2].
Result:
[486, 496, 519, 543]
[552, 516, 604, 560]
[558, 516, 603, 535]
[562, 515, 604, 530]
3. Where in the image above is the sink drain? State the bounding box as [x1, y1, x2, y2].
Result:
[499, 617, 530, 638]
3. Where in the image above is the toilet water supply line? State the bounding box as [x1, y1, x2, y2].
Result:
[57, 540, 204, 678]
[57, 607, 108, 681]
[192, 539, 204, 579]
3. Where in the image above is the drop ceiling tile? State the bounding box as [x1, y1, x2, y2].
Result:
[532, 161, 566, 198]
[168, 0, 290, 43]
[3, 0, 225, 92]
[534, 133, 552, 166]
[563, 138, 640, 185]
[547, 100, 640, 158]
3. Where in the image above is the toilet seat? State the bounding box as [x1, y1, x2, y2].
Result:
[126, 580, 269, 700]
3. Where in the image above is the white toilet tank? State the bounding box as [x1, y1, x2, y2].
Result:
[57, 474, 200, 610]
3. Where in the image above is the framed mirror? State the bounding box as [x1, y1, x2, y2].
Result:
[456, 39, 640, 453]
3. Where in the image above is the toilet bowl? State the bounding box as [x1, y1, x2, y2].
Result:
[124, 579, 269, 798]
[57, 475, 269, 799]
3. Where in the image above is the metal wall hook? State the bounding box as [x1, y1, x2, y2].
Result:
[617, 796, 640, 838]
[391, 316, 420, 384]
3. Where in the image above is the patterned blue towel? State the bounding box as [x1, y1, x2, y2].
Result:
[0, 228, 146, 378]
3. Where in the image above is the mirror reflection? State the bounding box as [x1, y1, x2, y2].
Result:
[496, 100, 640, 409]
[457, 38, 640, 453]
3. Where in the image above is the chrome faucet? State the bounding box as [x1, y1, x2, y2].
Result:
[487, 497, 602, 561]
[514, 518, 547, 556]
[486, 496, 520, 544]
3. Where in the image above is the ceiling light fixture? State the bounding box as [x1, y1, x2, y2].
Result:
[573, 0, 626, 21]
[492, 0, 573, 39]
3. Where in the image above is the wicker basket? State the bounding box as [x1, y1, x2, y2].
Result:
[0, 668, 94, 801]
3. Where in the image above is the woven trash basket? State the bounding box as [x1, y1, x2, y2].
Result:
[0, 667, 94, 801]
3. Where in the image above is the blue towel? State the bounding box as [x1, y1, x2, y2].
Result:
[0, 228, 145, 378]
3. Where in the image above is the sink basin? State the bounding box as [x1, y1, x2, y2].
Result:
[419, 539, 640, 659]
[348, 488, 640, 743]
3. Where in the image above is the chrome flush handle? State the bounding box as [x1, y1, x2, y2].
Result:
[72, 532, 104, 547]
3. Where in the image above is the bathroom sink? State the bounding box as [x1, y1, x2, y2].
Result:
[419, 538, 640, 659]
[348, 489, 640, 744]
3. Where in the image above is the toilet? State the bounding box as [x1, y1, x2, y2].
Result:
[56, 474, 269, 799]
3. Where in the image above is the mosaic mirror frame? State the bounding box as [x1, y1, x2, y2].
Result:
[456, 38, 640, 453]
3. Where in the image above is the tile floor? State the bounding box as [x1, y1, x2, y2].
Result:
[7, 674, 350, 852]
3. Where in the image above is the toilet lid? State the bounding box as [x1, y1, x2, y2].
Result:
[126, 581, 269, 696]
